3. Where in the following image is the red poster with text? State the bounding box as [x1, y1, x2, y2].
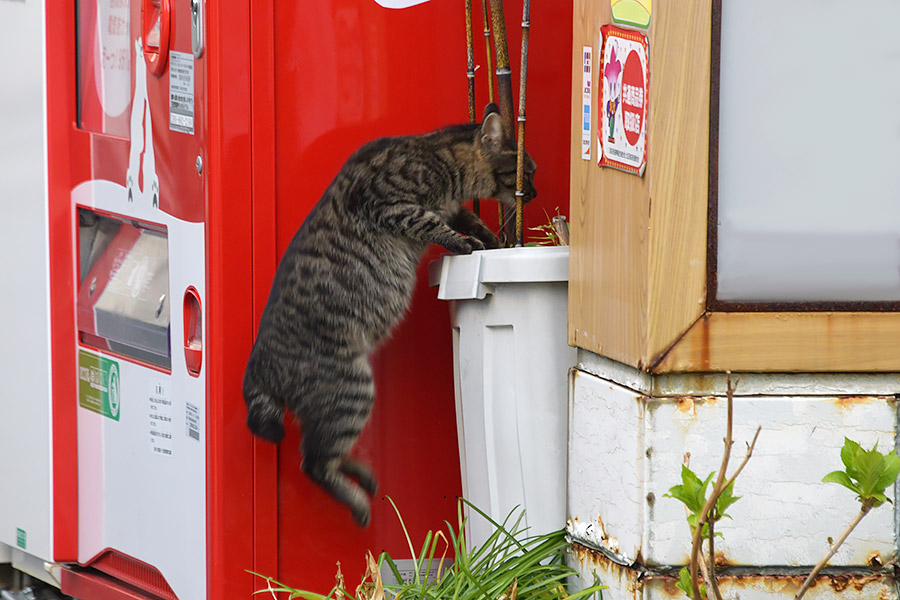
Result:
[598, 25, 648, 175]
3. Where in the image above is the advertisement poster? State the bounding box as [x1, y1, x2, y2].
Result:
[598, 25, 648, 176]
[611, 0, 651, 29]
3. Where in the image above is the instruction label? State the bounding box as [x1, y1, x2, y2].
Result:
[149, 381, 174, 457]
[78, 351, 121, 421]
[185, 401, 200, 442]
[169, 51, 194, 134]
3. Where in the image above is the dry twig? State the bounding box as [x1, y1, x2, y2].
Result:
[689, 373, 761, 600]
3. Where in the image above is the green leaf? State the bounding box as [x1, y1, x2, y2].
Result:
[665, 466, 714, 514]
[675, 567, 692, 598]
[870, 492, 889, 507]
[715, 481, 741, 518]
[841, 438, 865, 480]
[822, 470, 860, 495]
[854, 445, 886, 498]
[696, 472, 716, 515]
[874, 453, 900, 492]
[686, 513, 699, 532]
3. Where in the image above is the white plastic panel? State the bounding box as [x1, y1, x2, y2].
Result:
[716, 0, 900, 302]
[0, 0, 54, 563]
[74, 180, 207, 600]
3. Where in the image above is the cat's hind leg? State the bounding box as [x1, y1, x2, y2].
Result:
[340, 457, 378, 496]
[299, 354, 376, 526]
[302, 455, 372, 527]
[244, 386, 286, 443]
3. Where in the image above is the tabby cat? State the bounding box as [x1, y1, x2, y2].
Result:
[243, 105, 537, 527]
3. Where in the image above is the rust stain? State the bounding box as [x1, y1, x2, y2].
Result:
[713, 552, 730, 568]
[677, 397, 695, 414]
[833, 396, 876, 409]
[573, 542, 893, 598]
[570, 542, 642, 600]
[868, 550, 884, 569]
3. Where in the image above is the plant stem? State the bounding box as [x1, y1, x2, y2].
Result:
[683, 453, 713, 591]
[794, 499, 875, 600]
[707, 519, 724, 600]
[690, 373, 736, 600]
[689, 374, 761, 600]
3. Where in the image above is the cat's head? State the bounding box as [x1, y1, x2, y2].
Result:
[479, 104, 537, 206]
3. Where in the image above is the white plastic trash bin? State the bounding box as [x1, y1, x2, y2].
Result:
[429, 246, 574, 548]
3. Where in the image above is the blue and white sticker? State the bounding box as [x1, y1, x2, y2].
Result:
[581, 46, 593, 160]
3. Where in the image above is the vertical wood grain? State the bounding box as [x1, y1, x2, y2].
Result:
[569, 0, 649, 366]
[646, 0, 711, 361]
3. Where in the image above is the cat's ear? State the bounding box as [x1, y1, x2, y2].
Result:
[482, 102, 501, 120]
[481, 112, 504, 153]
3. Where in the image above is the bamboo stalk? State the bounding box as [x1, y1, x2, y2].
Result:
[481, 0, 495, 104]
[513, 0, 530, 246]
[465, 0, 480, 217]
[489, 0, 514, 245]
[488, 0, 514, 135]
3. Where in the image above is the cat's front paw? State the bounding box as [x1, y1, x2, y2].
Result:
[445, 235, 483, 255]
[477, 230, 501, 250]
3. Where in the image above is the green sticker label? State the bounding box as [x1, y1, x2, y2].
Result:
[16, 528, 26, 549]
[78, 351, 121, 421]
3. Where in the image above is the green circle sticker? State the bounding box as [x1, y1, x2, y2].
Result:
[108, 363, 120, 418]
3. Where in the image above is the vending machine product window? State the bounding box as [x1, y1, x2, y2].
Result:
[77, 208, 171, 370]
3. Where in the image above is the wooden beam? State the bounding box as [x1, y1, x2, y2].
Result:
[569, 0, 711, 369]
[653, 312, 900, 373]
[569, 0, 649, 366]
[646, 0, 710, 361]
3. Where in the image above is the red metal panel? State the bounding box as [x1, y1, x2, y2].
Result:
[45, 0, 79, 563]
[205, 0, 257, 598]
[267, 0, 573, 592]
[249, 0, 281, 583]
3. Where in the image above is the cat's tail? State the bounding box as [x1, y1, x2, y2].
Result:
[243, 374, 286, 444]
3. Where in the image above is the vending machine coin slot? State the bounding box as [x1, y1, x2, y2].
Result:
[77, 208, 171, 370]
[141, 0, 171, 76]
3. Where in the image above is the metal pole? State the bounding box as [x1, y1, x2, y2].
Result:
[514, 0, 530, 246]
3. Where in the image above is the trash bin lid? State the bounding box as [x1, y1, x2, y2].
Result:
[428, 246, 569, 300]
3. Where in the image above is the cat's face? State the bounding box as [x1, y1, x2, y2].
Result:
[480, 112, 537, 206]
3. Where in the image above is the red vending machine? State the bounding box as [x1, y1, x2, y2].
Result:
[40, 0, 573, 598]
